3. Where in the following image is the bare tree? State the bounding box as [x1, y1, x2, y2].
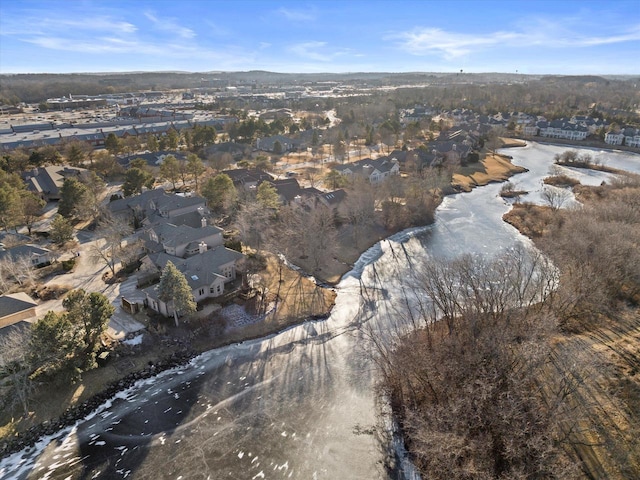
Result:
[542, 185, 573, 211]
[0, 326, 34, 417]
[0, 255, 36, 291]
[276, 205, 338, 272]
[344, 179, 376, 248]
[90, 214, 134, 277]
[486, 126, 506, 154]
[364, 248, 580, 479]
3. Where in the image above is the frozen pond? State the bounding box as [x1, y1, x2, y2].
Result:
[2, 142, 639, 479]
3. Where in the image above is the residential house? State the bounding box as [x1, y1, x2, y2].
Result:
[265, 178, 305, 205]
[538, 120, 588, 141]
[22, 165, 89, 201]
[143, 222, 224, 258]
[0, 244, 55, 267]
[108, 189, 207, 224]
[259, 109, 293, 121]
[313, 189, 348, 217]
[205, 142, 250, 161]
[142, 245, 244, 317]
[388, 149, 436, 172]
[222, 168, 275, 191]
[623, 128, 640, 148]
[120, 150, 187, 168]
[605, 131, 625, 146]
[150, 191, 207, 219]
[144, 207, 210, 230]
[333, 157, 400, 185]
[256, 135, 300, 153]
[0, 292, 38, 329]
[429, 141, 471, 166]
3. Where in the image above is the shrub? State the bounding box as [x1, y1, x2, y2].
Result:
[61, 258, 76, 271]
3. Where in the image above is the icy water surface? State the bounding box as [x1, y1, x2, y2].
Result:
[2, 142, 638, 479]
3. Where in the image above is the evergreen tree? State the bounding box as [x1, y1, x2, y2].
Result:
[50, 214, 74, 245]
[0, 172, 23, 231]
[146, 135, 159, 152]
[58, 177, 88, 218]
[186, 153, 206, 190]
[65, 142, 86, 167]
[122, 167, 154, 197]
[167, 129, 180, 150]
[158, 261, 196, 326]
[105, 133, 121, 154]
[29, 311, 76, 379]
[256, 181, 280, 210]
[63, 289, 114, 369]
[159, 155, 180, 190]
[20, 190, 45, 235]
[202, 173, 236, 212]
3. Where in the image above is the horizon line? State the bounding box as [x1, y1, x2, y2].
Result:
[1, 70, 638, 77]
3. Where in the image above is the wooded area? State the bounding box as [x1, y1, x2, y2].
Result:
[377, 173, 640, 478]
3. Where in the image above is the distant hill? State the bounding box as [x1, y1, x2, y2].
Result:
[0, 71, 636, 105]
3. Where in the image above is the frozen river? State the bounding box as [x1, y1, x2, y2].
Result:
[2, 142, 639, 479]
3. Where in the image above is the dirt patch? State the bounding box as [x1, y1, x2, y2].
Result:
[546, 308, 640, 478]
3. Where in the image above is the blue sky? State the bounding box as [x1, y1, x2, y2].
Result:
[1, 0, 639, 74]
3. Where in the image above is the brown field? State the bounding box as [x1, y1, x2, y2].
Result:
[452, 153, 527, 191]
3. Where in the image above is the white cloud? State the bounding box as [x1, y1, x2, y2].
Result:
[390, 22, 640, 59]
[290, 41, 330, 61]
[390, 28, 520, 58]
[277, 7, 316, 22]
[203, 20, 231, 37]
[1, 15, 137, 37]
[144, 11, 196, 39]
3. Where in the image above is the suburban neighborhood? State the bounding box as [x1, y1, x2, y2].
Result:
[0, 65, 639, 479]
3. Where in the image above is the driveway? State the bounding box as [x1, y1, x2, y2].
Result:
[34, 231, 146, 340]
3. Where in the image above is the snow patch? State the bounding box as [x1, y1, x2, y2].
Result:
[123, 334, 143, 346]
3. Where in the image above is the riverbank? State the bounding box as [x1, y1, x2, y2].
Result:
[0, 253, 335, 454]
[317, 143, 528, 284]
[0, 145, 528, 458]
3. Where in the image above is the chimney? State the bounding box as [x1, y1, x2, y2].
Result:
[201, 216, 207, 228]
[199, 241, 207, 254]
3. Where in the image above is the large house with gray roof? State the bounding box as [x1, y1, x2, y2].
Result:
[22, 165, 89, 201]
[332, 157, 400, 185]
[142, 245, 244, 317]
[222, 168, 275, 190]
[143, 222, 223, 258]
[0, 244, 55, 267]
[108, 188, 207, 223]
